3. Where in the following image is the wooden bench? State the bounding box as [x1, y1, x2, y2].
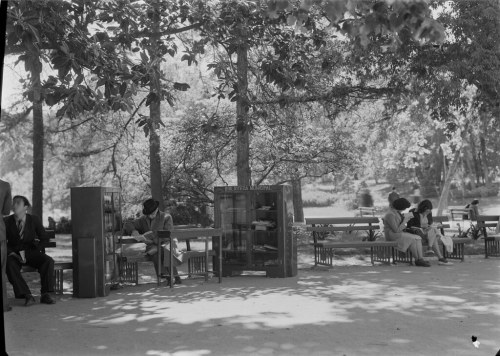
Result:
[449, 206, 473, 221]
[431, 216, 470, 262]
[306, 216, 470, 267]
[20, 230, 73, 294]
[358, 207, 376, 217]
[477, 215, 500, 258]
[306, 217, 405, 266]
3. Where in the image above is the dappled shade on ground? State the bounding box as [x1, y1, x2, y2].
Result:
[5, 258, 500, 356]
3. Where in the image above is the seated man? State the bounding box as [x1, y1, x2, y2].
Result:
[406, 199, 453, 265]
[127, 198, 182, 285]
[5, 196, 55, 306]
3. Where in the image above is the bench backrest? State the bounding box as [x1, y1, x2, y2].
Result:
[449, 207, 473, 221]
[359, 207, 376, 217]
[476, 215, 500, 238]
[38, 230, 56, 252]
[306, 217, 379, 226]
[432, 216, 450, 235]
[306, 217, 380, 242]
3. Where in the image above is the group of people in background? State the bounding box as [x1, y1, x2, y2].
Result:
[0, 179, 56, 312]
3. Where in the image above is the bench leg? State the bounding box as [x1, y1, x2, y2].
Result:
[54, 269, 64, 295]
[134, 262, 139, 285]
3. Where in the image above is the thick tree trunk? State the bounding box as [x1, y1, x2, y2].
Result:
[437, 149, 461, 215]
[148, 115, 164, 210]
[235, 28, 251, 186]
[292, 178, 304, 223]
[32, 64, 44, 221]
[147, 1, 164, 210]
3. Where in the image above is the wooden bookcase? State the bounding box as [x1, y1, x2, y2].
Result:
[214, 185, 296, 278]
[71, 187, 121, 297]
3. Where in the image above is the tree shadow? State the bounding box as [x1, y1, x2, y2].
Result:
[6, 259, 500, 355]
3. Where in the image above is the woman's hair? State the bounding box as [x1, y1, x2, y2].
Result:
[417, 199, 433, 214]
[392, 198, 411, 211]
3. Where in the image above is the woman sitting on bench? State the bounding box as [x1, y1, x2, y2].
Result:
[383, 198, 430, 267]
[406, 200, 452, 266]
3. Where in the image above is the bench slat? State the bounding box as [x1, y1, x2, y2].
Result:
[306, 217, 379, 225]
[307, 225, 380, 232]
[316, 241, 397, 248]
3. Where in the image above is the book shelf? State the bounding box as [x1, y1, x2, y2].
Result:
[71, 187, 121, 298]
[214, 185, 296, 278]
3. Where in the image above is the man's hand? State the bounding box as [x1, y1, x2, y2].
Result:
[9, 252, 25, 264]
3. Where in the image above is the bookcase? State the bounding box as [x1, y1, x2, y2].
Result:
[214, 185, 296, 278]
[71, 187, 121, 297]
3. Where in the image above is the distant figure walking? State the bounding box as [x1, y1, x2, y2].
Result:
[464, 199, 479, 221]
[388, 186, 399, 208]
[0, 179, 12, 312]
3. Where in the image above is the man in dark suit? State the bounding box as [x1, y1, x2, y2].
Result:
[0, 179, 12, 312]
[5, 196, 55, 305]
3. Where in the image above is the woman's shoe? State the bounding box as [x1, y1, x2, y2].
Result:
[438, 258, 453, 265]
[424, 249, 435, 256]
[415, 259, 431, 267]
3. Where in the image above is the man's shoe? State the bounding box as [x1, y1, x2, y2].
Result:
[424, 249, 435, 256]
[3, 306, 12, 312]
[438, 258, 453, 266]
[24, 294, 36, 306]
[174, 276, 182, 285]
[40, 293, 56, 305]
[415, 259, 431, 267]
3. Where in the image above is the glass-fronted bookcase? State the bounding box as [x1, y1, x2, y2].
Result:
[214, 185, 296, 278]
[71, 187, 121, 297]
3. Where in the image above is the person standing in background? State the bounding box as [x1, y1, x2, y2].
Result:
[0, 179, 12, 312]
[388, 186, 400, 208]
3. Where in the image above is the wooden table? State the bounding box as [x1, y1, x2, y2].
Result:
[120, 228, 222, 288]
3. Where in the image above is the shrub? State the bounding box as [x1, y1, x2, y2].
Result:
[343, 198, 358, 210]
[465, 184, 499, 198]
[167, 204, 212, 227]
[302, 198, 336, 207]
[55, 216, 72, 234]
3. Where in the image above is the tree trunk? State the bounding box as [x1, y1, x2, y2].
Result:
[469, 133, 481, 186]
[479, 120, 490, 184]
[32, 62, 44, 221]
[436, 149, 461, 215]
[463, 144, 477, 189]
[292, 178, 304, 223]
[148, 118, 164, 210]
[147, 1, 164, 210]
[235, 25, 251, 186]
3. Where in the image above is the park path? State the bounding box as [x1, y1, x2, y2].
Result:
[5, 256, 500, 356]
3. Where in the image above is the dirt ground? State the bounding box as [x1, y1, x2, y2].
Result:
[5, 255, 500, 356]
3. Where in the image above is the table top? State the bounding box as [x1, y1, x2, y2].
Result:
[119, 228, 222, 244]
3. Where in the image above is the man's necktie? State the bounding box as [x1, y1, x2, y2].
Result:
[17, 220, 24, 240]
